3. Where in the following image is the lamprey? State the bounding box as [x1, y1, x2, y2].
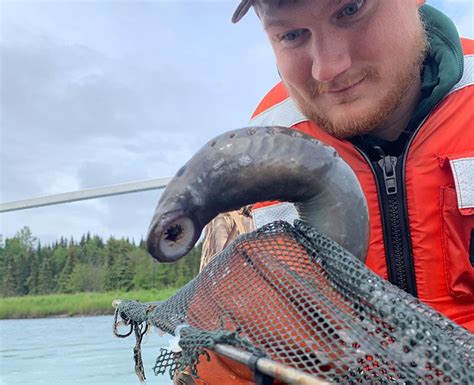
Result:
[146, 126, 369, 262]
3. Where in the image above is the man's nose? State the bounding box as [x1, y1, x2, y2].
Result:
[310, 35, 352, 83]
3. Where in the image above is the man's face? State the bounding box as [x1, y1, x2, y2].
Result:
[260, 0, 428, 138]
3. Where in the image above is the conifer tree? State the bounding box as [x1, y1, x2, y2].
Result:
[112, 254, 134, 291]
[38, 254, 55, 294]
[58, 248, 77, 293]
[1, 255, 18, 297]
[26, 255, 40, 295]
[104, 238, 133, 290]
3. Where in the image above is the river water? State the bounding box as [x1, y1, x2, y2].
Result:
[0, 315, 173, 385]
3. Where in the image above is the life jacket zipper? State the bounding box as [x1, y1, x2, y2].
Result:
[351, 142, 417, 296]
[375, 154, 417, 295]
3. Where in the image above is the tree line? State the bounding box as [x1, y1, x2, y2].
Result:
[0, 226, 201, 297]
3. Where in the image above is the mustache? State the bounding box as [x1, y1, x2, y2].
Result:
[307, 67, 379, 96]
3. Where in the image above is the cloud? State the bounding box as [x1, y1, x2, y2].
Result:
[0, 1, 276, 244]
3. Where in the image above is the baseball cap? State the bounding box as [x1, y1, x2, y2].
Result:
[232, 0, 254, 23]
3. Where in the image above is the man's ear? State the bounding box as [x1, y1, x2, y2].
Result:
[416, 0, 426, 7]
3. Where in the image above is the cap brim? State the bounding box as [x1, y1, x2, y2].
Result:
[232, 0, 253, 23]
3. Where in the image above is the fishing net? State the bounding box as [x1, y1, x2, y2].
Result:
[113, 220, 473, 384]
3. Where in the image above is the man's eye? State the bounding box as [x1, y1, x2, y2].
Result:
[279, 29, 306, 43]
[339, 0, 365, 18]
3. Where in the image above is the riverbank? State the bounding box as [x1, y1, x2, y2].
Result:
[0, 288, 178, 319]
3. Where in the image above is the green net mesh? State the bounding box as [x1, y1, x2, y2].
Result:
[114, 221, 473, 384]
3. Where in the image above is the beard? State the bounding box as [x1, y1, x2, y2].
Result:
[286, 19, 429, 139]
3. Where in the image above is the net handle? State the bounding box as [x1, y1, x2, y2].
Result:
[213, 344, 331, 385]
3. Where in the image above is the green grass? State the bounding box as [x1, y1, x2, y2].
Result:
[0, 288, 178, 319]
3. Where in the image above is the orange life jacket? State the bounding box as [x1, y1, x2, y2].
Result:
[250, 38, 474, 332]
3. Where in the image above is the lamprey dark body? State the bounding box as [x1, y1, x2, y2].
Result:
[146, 126, 369, 262]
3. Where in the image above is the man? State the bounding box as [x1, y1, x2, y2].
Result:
[202, 0, 474, 330]
[188, 2, 473, 383]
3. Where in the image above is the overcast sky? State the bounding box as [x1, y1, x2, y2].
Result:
[1, 0, 473, 245]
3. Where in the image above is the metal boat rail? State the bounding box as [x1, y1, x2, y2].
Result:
[0, 177, 172, 213]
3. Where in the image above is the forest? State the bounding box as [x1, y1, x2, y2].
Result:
[0, 226, 201, 297]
